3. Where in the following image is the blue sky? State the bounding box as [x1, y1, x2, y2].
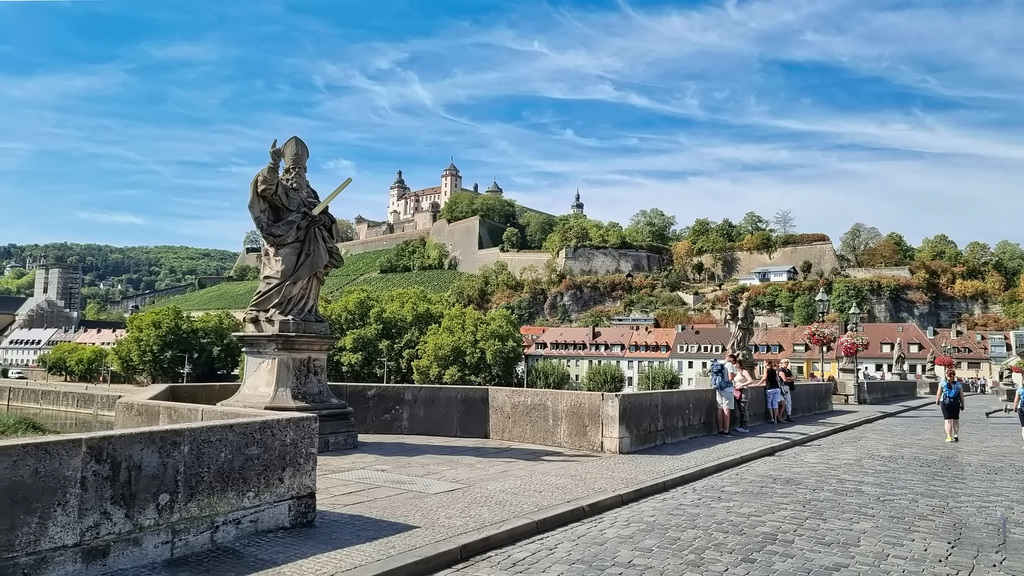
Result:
[1, 0, 1023, 250]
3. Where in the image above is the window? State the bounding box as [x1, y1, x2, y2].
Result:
[713, 345, 722, 354]
[875, 364, 883, 372]
[616, 360, 621, 367]
[640, 345, 647, 352]
[689, 345, 698, 353]
[588, 360, 593, 367]
[678, 345, 685, 353]
[909, 343, 922, 353]
[627, 376, 633, 387]
[627, 361, 634, 370]
[630, 345, 637, 352]
[702, 361, 708, 369]
[575, 374, 579, 382]
[749, 345, 756, 353]
[771, 345, 780, 354]
[688, 360, 694, 369]
[613, 345, 622, 352]
[677, 361, 683, 372]
[759, 345, 767, 353]
[793, 343, 806, 353]
[881, 343, 893, 353]
[701, 345, 710, 353]
[575, 359, 580, 367]
[661, 345, 668, 353]
[967, 362, 982, 370]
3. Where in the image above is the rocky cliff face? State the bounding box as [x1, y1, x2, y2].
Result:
[853, 296, 994, 328]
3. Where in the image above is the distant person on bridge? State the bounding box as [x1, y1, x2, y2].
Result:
[936, 369, 964, 443]
[1013, 382, 1024, 448]
[778, 358, 796, 422]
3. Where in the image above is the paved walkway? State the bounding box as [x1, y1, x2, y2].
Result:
[108, 400, 928, 576]
[441, 394, 1024, 576]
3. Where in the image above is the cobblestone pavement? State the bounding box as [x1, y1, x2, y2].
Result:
[104, 400, 924, 576]
[440, 395, 1024, 576]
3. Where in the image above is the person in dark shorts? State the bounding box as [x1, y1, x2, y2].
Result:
[759, 360, 783, 424]
[935, 368, 964, 442]
[1013, 382, 1024, 449]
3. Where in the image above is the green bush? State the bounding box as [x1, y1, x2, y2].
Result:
[378, 238, 452, 273]
[527, 360, 571, 390]
[636, 364, 680, 391]
[582, 364, 626, 393]
[0, 414, 53, 439]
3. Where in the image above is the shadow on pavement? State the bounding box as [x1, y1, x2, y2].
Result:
[352, 439, 601, 461]
[105, 512, 417, 576]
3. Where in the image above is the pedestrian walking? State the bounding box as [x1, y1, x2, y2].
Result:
[778, 358, 796, 422]
[1012, 381, 1024, 448]
[759, 360, 783, 424]
[936, 369, 964, 442]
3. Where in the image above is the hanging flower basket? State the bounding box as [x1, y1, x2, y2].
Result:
[1011, 365, 1023, 374]
[935, 355, 955, 368]
[838, 332, 869, 357]
[804, 323, 839, 348]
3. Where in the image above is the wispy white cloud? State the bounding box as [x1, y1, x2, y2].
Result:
[3, 0, 1023, 248]
[75, 210, 146, 225]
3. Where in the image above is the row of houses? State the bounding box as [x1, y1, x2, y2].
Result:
[0, 326, 126, 366]
[523, 322, 1017, 389]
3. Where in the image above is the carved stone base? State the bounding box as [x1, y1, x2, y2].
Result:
[219, 332, 357, 452]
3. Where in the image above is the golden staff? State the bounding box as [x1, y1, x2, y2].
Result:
[312, 177, 352, 215]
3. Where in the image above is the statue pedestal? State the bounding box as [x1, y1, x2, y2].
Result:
[837, 364, 859, 401]
[219, 326, 357, 452]
[998, 382, 1016, 403]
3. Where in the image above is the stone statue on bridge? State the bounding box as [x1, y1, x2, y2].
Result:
[892, 338, 907, 376]
[244, 136, 344, 329]
[924, 348, 938, 381]
[727, 294, 756, 369]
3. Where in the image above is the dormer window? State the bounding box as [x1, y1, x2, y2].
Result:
[678, 345, 685, 353]
[758, 344, 767, 353]
[713, 345, 722, 354]
[689, 345, 698, 353]
[771, 345, 780, 354]
[701, 345, 710, 353]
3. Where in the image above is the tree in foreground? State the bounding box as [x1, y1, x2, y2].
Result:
[412, 308, 520, 386]
[582, 363, 626, 393]
[527, 360, 571, 390]
[636, 363, 680, 391]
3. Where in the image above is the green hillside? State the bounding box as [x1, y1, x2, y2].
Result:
[154, 249, 468, 311]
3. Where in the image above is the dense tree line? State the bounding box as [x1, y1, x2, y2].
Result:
[0, 243, 238, 294]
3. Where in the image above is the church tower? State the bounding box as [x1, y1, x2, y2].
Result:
[440, 158, 462, 205]
[388, 170, 410, 223]
[570, 188, 585, 215]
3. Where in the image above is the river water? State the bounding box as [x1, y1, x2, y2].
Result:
[2, 404, 115, 434]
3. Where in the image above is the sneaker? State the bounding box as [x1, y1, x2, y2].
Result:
[722, 432, 733, 437]
[785, 417, 795, 423]
[945, 437, 953, 442]
[954, 436, 959, 442]
[736, 427, 750, 433]
[716, 431, 724, 436]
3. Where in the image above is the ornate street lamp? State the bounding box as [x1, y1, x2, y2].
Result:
[848, 304, 862, 393]
[815, 287, 831, 322]
[815, 287, 831, 378]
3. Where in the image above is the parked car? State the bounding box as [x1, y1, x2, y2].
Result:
[7, 369, 26, 379]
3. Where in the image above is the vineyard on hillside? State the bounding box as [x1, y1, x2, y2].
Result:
[153, 249, 466, 311]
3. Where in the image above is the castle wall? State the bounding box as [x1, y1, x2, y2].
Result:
[339, 228, 431, 255]
[699, 242, 840, 280]
[846, 266, 912, 279]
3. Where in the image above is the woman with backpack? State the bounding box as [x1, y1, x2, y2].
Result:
[935, 368, 964, 442]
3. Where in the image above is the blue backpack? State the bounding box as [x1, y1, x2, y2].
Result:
[941, 381, 961, 405]
[710, 360, 729, 391]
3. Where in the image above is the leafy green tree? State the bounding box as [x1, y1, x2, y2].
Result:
[335, 218, 355, 242]
[68, 345, 108, 382]
[243, 230, 263, 249]
[378, 238, 452, 273]
[114, 306, 197, 383]
[519, 211, 556, 249]
[739, 211, 773, 237]
[412, 308, 520, 386]
[527, 360, 571, 390]
[993, 240, 1024, 287]
[859, 237, 905, 267]
[40, 342, 75, 380]
[582, 363, 626, 393]
[543, 213, 594, 255]
[576, 309, 609, 327]
[501, 227, 522, 252]
[625, 208, 676, 246]
[916, 234, 962, 266]
[0, 269, 35, 297]
[838, 223, 882, 266]
[191, 312, 243, 381]
[231, 264, 260, 281]
[792, 294, 817, 325]
[961, 241, 993, 280]
[884, 232, 916, 263]
[439, 192, 517, 225]
[636, 363, 680, 391]
[324, 288, 446, 383]
[83, 300, 126, 322]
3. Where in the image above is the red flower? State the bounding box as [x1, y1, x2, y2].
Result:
[935, 355, 955, 368]
[1011, 366, 1023, 374]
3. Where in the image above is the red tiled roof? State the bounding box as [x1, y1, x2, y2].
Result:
[521, 326, 548, 336]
